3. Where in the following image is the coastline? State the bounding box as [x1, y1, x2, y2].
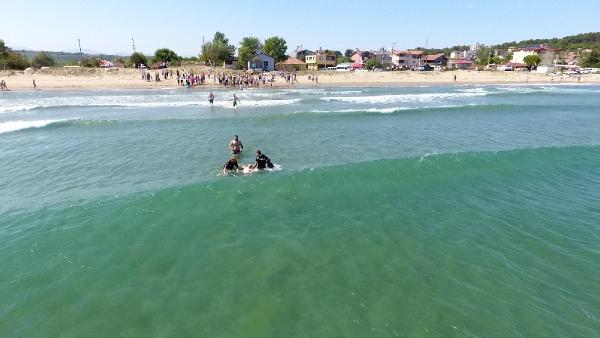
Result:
[1, 67, 599, 91]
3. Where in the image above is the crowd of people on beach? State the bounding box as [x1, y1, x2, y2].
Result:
[136, 66, 305, 89]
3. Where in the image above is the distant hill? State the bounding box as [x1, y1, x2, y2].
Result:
[420, 32, 600, 55]
[18, 50, 127, 64]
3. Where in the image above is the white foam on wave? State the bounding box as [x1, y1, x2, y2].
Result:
[0, 105, 43, 114]
[320, 92, 486, 103]
[309, 104, 471, 114]
[0, 119, 73, 135]
[0, 96, 302, 113]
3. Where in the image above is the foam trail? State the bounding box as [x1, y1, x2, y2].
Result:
[0, 119, 73, 134]
[320, 92, 487, 103]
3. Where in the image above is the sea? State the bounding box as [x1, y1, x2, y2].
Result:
[1, 84, 599, 337]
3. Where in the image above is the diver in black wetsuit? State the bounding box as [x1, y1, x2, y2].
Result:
[250, 150, 273, 170]
[223, 156, 240, 174]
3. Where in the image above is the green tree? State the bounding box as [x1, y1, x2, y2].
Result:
[337, 56, 352, 64]
[581, 49, 600, 68]
[6, 51, 30, 70]
[263, 36, 287, 63]
[200, 32, 236, 66]
[80, 58, 100, 68]
[365, 58, 382, 70]
[153, 48, 179, 64]
[32, 51, 55, 68]
[523, 54, 542, 69]
[0, 39, 8, 59]
[344, 49, 354, 57]
[238, 37, 263, 69]
[128, 52, 147, 67]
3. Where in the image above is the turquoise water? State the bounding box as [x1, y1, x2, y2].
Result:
[1, 85, 600, 337]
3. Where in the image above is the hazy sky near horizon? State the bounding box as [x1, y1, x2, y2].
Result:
[3, 0, 599, 56]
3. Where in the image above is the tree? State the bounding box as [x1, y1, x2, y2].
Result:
[263, 36, 287, 63]
[128, 52, 147, 67]
[200, 32, 236, 66]
[32, 51, 55, 68]
[0, 39, 8, 59]
[337, 56, 352, 64]
[238, 37, 263, 69]
[523, 54, 542, 69]
[581, 49, 600, 68]
[153, 48, 179, 64]
[80, 58, 100, 68]
[6, 52, 30, 70]
[213, 31, 229, 45]
[365, 58, 382, 70]
[344, 49, 354, 57]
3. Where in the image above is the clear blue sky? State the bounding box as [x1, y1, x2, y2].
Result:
[3, 0, 599, 56]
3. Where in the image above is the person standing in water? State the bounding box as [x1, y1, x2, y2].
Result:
[33, 79, 37, 90]
[208, 91, 215, 106]
[229, 135, 244, 154]
[233, 94, 240, 108]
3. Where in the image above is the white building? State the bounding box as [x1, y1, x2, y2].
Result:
[512, 46, 562, 66]
[392, 50, 424, 69]
[248, 52, 275, 71]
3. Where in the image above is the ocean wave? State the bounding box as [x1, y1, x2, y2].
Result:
[0, 119, 75, 135]
[308, 104, 471, 114]
[320, 92, 486, 103]
[0, 98, 302, 113]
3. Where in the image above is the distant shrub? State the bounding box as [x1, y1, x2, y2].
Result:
[80, 58, 100, 68]
[32, 51, 56, 68]
[128, 52, 147, 68]
[6, 52, 30, 70]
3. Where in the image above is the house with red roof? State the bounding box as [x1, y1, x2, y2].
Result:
[391, 50, 424, 69]
[351, 50, 375, 69]
[424, 54, 448, 67]
[448, 59, 473, 70]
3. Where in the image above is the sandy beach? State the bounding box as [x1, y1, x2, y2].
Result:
[1, 67, 599, 91]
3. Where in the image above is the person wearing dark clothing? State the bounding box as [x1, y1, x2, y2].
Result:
[223, 156, 240, 174]
[250, 150, 273, 170]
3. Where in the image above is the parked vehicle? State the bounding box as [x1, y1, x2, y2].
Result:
[416, 64, 434, 71]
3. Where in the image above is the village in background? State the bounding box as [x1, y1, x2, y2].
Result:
[1, 32, 599, 75]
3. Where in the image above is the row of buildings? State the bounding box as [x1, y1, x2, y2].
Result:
[226, 43, 573, 73]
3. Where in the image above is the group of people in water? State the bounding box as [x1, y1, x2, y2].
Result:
[223, 134, 274, 174]
[207, 91, 241, 107]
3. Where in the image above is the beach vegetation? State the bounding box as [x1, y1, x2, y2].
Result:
[238, 37, 263, 70]
[80, 58, 100, 68]
[263, 36, 287, 63]
[128, 52, 148, 67]
[5, 51, 30, 70]
[200, 32, 236, 66]
[32, 51, 56, 68]
[365, 58, 382, 70]
[581, 49, 600, 68]
[523, 55, 542, 69]
[153, 48, 179, 64]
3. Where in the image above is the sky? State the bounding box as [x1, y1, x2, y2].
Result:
[2, 0, 599, 56]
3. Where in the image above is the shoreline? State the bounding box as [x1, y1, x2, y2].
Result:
[1, 68, 599, 91]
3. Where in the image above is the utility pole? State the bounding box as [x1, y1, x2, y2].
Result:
[132, 38, 136, 53]
[77, 38, 82, 64]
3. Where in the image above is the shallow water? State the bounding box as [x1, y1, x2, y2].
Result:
[1, 84, 600, 337]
